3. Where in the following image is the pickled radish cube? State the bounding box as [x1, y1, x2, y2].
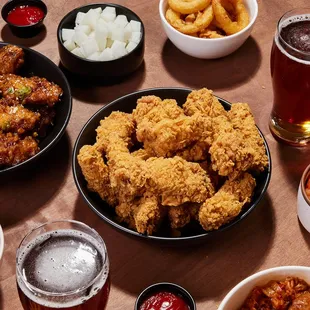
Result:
[126, 41, 138, 53]
[81, 38, 99, 57]
[124, 23, 132, 41]
[75, 12, 86, 25]
[62, 28, 75, 42]
[99, 48, 114, 61]
[93, 7, 102, 15]
[64, 39, 76, 51]
[101, 7, 116, 22]
[111, 27, 125, 42]
[89, 31, 95, 38]
[111, 40, 127, 58]
[96, 36, 107, 51]
[114, 15, 128, 28]
[71, 47, 85, 58]
[95, 20, 108, 39]
[87, 52, 101, 61]
[106, 22, 118, 38]
[130, 20, 141, 32]
[73, 30, 88, 47]
[130, 31, 141, 44]
[106, 38, 113, 48]
[82, 9, 100, 29]
[74, 25, 92, 35]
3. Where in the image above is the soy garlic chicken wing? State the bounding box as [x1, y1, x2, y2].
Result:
[0, 74, 62, 107]
[183, 88, 227, 118]
[0, 104, 40, 135]
[199, 172, 256, 231]
[77, 145, 117, 206]
[0, 45, 24, 74]
[0, 132, 39, 166]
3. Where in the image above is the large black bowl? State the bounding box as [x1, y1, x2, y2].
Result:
[0, 42, 72, 176]
[57, 3, 145, 79]
[72, 88, 271, 243]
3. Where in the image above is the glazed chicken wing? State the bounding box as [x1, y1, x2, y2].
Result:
[199, 172, 256, 231]
[0, 132, 39, 166]
[0, 45, 24, 74]
[0, 74, 62, 107]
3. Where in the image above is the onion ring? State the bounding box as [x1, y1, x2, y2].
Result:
[168, 0, 211, 14]
[199, 28, 224, 38]
[166, 4, 214, 34]
[185, 13, 197, 24]
[212, 0, 250, 35]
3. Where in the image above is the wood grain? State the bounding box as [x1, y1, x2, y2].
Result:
[1, 0, 310, 309]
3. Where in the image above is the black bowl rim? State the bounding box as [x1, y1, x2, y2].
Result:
[72, 87, 272, 242]
[0, 41, 72, 175]
[56, 2, 145, 63]
[1, 0, 47, 28]
[134, 282, 196, 310]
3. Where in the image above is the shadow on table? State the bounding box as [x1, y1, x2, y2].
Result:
[58, 61, 146, 104]
[0, 286, 3, 310]
[73, 193, 275, 302]
[1, 24, 47, 47]
[276, 143, 310, 191]
[0, 133, 71, 228]
[161, 36, 261, 90]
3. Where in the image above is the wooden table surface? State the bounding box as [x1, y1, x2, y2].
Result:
[1, 0, 310, 309]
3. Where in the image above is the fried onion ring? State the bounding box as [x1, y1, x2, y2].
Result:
[166, 4, 214, 34]
[212, 0, 250, 35]
[168, 0, 211, 14]
[199, 28, 224, 38]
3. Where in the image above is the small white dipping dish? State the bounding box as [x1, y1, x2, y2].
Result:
[159, 0, 258, 59]
[298, 164, 310, 232]
[0, 225, 4, 263]
[218, 266, 310, 309]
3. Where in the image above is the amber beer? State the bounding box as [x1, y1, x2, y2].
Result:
[16, 221, 110, 310]
[270, 8, 310, 145]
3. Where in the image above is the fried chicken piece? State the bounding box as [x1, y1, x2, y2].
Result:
[183, 88, 227, 118]
[199, 173, 256, 231]
[168, 204, 192, 229]
[32, 106, 56, 137]
[228, 103, 269, 172]
[146, 156, 214, 206]
[0, 104, 40, 135]
[0, 132, 39, 166]
[77, 145, 117, 206]
[0, 74, 62, 107]
[131, 148, 152, 160]
[0, 45, 24, 74]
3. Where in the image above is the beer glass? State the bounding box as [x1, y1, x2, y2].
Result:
[269, 8, 310, 146]
[16, 220, 110, 310]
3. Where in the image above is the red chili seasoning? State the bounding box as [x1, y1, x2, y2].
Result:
[7, 5, 45, 26]
[140, 291, 190, 310]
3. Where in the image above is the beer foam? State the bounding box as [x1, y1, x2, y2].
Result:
[17, 229, 109, 308]
[276, 14, 310, 65]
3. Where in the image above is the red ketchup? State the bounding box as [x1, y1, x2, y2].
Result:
[7, 5, 45, 26]
[140, 291, 190, 310]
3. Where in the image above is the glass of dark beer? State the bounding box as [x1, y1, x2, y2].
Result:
[270, 8, 310, 146]
[16, 220, 110, 310]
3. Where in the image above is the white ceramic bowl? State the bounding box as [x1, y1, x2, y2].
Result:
[297, 164, 310, 232]
[219, 266, 310, 309]
[0, 225, 4, 263]
[159, 0, 258, 59]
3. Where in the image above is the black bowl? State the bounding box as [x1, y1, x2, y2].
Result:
[135, 282, 196, 310]
[0, 42, 72, 176]
[1, 0, 47, 38]
[72, 88, 271, 244]
[57, 3, 145, 79]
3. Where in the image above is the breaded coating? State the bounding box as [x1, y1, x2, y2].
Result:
[132, 96, 183, 124]
[228, 103, 269, 172]
[183, 88, 227, 118]
[146, 156, 215, 206]
[0, 132, 39, 166]
[131, 148, 152, 160]
[199, 173, 256, 231]
[168, 205, 191, 229]
[0, 104, 40, 135]
[77, 145, 117, 206]
[0, 74, 62, 107]
[0, 45, 24, 74]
